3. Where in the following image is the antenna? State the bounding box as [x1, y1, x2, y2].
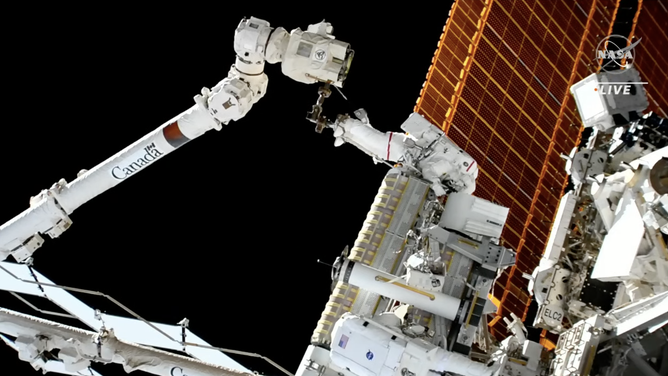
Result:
[317, 259, 334, 267]
[334, 84, 348, 100]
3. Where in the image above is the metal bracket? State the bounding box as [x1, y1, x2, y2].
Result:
[306, 82, 332, 133]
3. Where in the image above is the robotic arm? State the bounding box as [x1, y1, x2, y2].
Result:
[221, 17, 353, 120]
[0, 17, 353, 263]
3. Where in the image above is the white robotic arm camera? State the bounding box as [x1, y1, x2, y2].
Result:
[278, 21, 353, 87]
[232, 17, 353, 87]
[206, 17, 353, 125]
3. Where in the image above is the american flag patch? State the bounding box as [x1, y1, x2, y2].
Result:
[338, 334, 349, 349]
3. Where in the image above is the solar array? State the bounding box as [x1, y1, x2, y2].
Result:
[633, 0, 668, 118]
[413, 0, 620, 343]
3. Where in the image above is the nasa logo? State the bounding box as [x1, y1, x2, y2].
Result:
[595, 34, 641, 74]
[366, 351, 374, 360]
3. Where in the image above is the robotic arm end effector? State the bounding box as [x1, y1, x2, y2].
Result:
[279, 20, 354, 88]
[208, 17, 354, 126]
[234, 17, 354, 87]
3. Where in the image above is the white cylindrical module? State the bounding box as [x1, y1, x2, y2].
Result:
[338, 260, 461, 320]
[330, 313, 497, 376]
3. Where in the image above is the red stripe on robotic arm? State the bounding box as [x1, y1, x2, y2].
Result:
[387, 133, 393, 160]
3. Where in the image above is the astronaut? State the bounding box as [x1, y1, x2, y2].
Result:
[331, 113, 478, 196]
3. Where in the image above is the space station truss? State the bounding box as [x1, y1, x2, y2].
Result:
[414, 0, 667, 346]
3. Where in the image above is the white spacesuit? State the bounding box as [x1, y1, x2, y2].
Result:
[332, 114, 478, 196]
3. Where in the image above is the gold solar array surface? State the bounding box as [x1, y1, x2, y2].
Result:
[633, 0, 668, 118]
[414, 0, 617, 339]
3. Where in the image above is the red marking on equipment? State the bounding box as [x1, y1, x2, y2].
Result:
[163, 122, 183, 141]
[467, 160, 475, 172]
[162, 121, 190, 148]
[387, 133, 393, 160]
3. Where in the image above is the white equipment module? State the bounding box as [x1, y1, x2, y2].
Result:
[524, 65, 668, 376]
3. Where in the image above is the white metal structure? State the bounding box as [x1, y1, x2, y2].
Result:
[0, 261, 253, 373]
[523, 65, 668, 376]
[0, 308, 248, 376]
[0, 15, 511, 376]
[1, 15, 666, 376]
[292, 112, 516, 376]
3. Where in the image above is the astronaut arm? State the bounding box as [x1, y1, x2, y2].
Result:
[331, 113, 479, 197]
[458, 169, 477, 195]
[332, 117, 408, 162]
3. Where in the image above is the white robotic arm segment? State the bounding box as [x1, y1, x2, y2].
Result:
[0, 100, 221, 263]
[233, 17, 272, 74]
[265, 27, 290, 64]
[0, 17, 355, 263]
[0, 190, 71, 263]
[206, 70, 268, 124]
[210, 17, 276, 123]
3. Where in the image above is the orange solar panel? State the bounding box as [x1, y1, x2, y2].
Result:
[414, 0, 619, 339]
[633, 0, 668, 115]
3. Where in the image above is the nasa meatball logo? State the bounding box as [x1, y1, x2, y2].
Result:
[366, 350, 374, 360]
[595, 34, 640, 74]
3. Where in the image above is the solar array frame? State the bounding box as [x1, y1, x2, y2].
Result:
[413, 0, 619, 340]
